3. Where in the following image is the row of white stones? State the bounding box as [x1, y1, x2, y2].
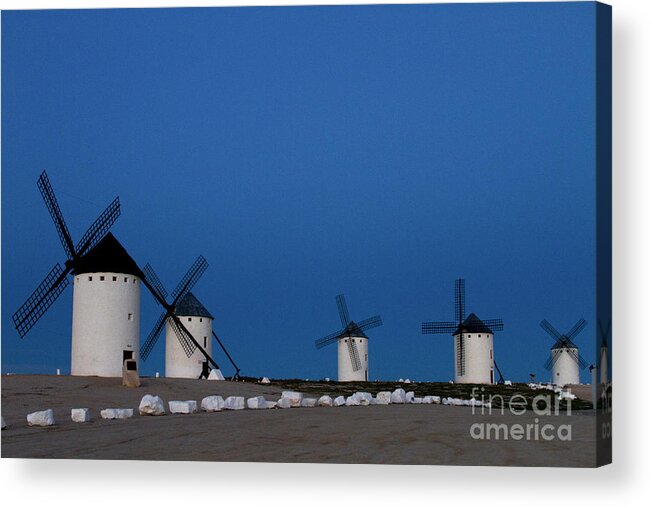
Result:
[3, 389, 488, 428]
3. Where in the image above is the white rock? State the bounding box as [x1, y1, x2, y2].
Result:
[139, 395, 165, 416]
[281, 391, 303, 407]
[504, 380, 512, 386]
[247, 396, 269, 409]
[27, 409, 56, 427]
[559, 391, 576, 400]
[260, 377, 271, 384]
[406, 391, 415, 403]
[333, 395, 346, 407]
[100, 408, 133, 420]
[208, 369, 225, 381]
[301, 398, 317, 408]
[201, 395, 225, 412]
[266, 401, 278, 409]
[423, 395, 441, 404]
[398, 378, 404, 382]
[390, 388, 407, 404]
[169, 400, 198, 414]
[71, 408, 91, 422]
[223, 396, 245, 410]
[375, 391, 392, 404]
[355, 392, 373, 406]
[277, 398, 292, 409]
[404, 379, 412, 384]
[317, 395, 333, 407]
[453, 398, 464, 406]
[1, 416, 6, 429]
[412, 397, 423, 404]
[346, 395, 361, 406]
[324, 377, 330, 382]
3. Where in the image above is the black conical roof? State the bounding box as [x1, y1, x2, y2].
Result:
[455, 313, 493, 334]
[175, 292, 213, 319]
[341, 321, 368, 339]
[72, 233, 144, 278]
[551, 339, 577, 351]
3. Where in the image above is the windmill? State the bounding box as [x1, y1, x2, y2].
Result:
[12, 171, 120, 338]
[598, 319, 610, 385]
[539, 318, 589, 386]
[422, 278, 504, 384]
[314, 294, 382, 382]
[139, 259, 241, 380]
[11, 172, 143, 378]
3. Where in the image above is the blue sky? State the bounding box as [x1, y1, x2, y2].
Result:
[2, 3, 598, 382]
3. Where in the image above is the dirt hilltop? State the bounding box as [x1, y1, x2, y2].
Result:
[1, 375, 597, 466]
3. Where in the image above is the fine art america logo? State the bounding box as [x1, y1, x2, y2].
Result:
[469, 387, 573, 442]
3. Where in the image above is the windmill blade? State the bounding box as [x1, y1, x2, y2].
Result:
[170, 255, 208, 303]
[599, 319, 611, 339]
[566, 348, 589, 370]
[37, 171, 75, 259]
[599, 319, 611, 347]
[213, 331, 241, 377]
[483, 319, 504, 332]
[347, 337, 362, 372]
[422, 321, 457, 334]
[142, 263, 168, 302]
[168, 315, 198, 358]
[540, 319, 562, 340]
[357, 315, 383, 332]
[566, 317, 588, 341]
[12, 263, 71, 337]
[74, 196, 121, 258]
[335, 294, 350, 328]
[315, 328, 343, 349]
[455, 278, 465, 323]
[140, 311, 169, 360]
[544, 350, 564, 371]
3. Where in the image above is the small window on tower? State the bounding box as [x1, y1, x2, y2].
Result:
[188, 317, 192, 322]
[128, 313, 133, 321]
[124, 277, 128, 283]
[479, 334, 482, 337]
[133, 278, 136, 284]
[88, 276, 92, 281]
[203, 337, 207, 348]
[112, 276, 117, 282]
[200, 318, 203, 323]
[100, 276, 105, 281]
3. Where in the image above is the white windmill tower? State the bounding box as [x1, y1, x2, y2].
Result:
[598, 320, 610, 385]
[70, 233, 143, 376]
[422, 278, 504, 384]
[540, 318, 589, 386]
[165, 292, 214, 379]
[314, 294, 383, 382]
[11, 172, 127, 377]
[139, 259, 241, 380]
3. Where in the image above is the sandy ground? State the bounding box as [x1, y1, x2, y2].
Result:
[1, 375, 599, 466]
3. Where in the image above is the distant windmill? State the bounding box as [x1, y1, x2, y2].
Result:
[314, 294, 382, 382]
[539, 318, 589, 386]
[11, 172, 142, 377]
[140, 259, 240, 380]
[598, 319, 611, 385]
[422, 278, 504, 384]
